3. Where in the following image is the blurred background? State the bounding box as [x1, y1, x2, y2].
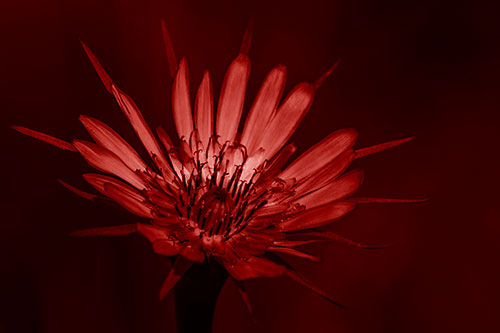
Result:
[2, 0, 499, 332]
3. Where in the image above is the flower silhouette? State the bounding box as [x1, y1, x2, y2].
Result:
[13, 20, 422, 310]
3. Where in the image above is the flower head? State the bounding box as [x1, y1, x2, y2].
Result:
[13, 21, 422, 308]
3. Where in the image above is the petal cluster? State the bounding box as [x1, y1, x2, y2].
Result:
[13, 22, 422, 306]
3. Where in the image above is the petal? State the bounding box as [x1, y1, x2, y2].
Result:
[110, 85, 171, 176]
[352, 197, 428, 204]
[178, 140, 195, 170]
[273, 239, 325, 247]
[294, 169, 364, 209]
[355, 136, 414, 159]
[70, 224, 137, 237]
[294, 231, 392, 250]
[313, 60, 340, 90]
[12, 126, 76, 152]
[258, 144, 297, 182]
[83, 174, 151, 217]
[292, 149, 354, 196]
[73, 140, 145, 189]
[279, 200, 356, 232]
[285, 270, 346, 309]
[80, 40, 113, 93]
[80, 43, 170, 175]
[79, 115, 148, 172]
[240, 65, 286, 154]
[57, 179, 99, 201]
[180, 239, 205, 263]
[82, 173, 141, 199]
[239, 147, 265, 182]
[103, 183, 153, 218]
[195, 70, 214, 150]
[156, 126, 184, 178]
[234, 280, 254, 317]
[216, 54, 251, 144]
[224, 256, 286, 280]
[267, 246, 320, 262]
[137, 223, 173, 242]
[172, 57, 194, 140]
[257, 83, 315, 161]
[160, 20, 178, 79]
[239, 17, 254, 55]
[152, 240, 179, 256]
[280, 128, 358, 182]
[158, 256, 193, 300]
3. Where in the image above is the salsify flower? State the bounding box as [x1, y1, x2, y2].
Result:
[13, 21, 422, 310]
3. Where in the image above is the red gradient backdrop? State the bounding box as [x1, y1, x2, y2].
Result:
[2, 0, 499, 332]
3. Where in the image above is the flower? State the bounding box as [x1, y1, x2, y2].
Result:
[13, 20, 422, 309]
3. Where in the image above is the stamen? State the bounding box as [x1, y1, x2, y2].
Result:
[201, 216, 208, 229]
[231, 167, 243, 195]
[226, 167, 239, 191]
[250, 189, 268, 205]
[219, 172, 228, 188]
[234, 183, 244, 206]
[233, 215, 245, 230]
[196, 207, 203, 223]
[174, 205, 182, 217]
[214, 217, 224, 235]
[245, 200, 267, 221]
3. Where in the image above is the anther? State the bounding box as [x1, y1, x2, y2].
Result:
[219, 172, 228, 188]
[245, 200, 268, 222]
[234, 184, 243, 206]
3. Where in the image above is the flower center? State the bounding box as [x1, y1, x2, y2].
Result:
[156, 140, 265, 239]
[197, 187, 235, 232]
[145, 138, 296, 243]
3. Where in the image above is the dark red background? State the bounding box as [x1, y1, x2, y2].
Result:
[2, 0, 499, 332]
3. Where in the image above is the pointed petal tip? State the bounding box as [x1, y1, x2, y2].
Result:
[178, 56, 188, 69]
[158, 289, 167, 301]
[352, 197, 429, 204]
[355, 136, 415, 159]
[57, 179, 98, 201]
[78, 38, 87, 49]
[12, 125, 77, 152]
[11, 125, 25, 134]
[360, 243, 395, 250]
[161, 19, 178, 79]
[325, 232, 395, 250]
[158, 256, 193, 301]
[340, 127, 359, 141]
[69, 224, 137, 237]
[285, 270, 347, 309]
[313, 59, 341, 90]
[78, 114, 93, 121]
[78, 114, 93, 126]
[239, 16, 254, 55]
[80, 41, 114, 93]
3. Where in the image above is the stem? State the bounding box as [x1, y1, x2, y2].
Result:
[174, 260, 228, 333]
